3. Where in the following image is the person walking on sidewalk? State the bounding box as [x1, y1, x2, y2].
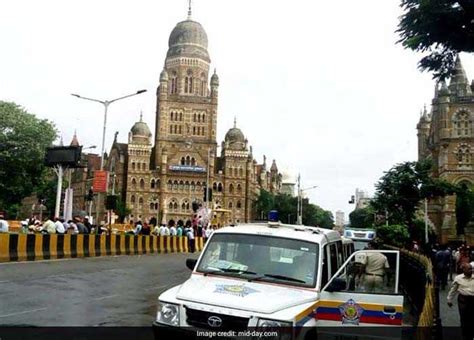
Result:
[447, 263, 474, 340]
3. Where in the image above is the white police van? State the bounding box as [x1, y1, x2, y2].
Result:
[343, 228, 376, 251]
[153, 222, 403, 339]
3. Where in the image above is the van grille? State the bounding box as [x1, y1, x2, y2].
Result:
[185, 307, 249, 331]
[354, 233, 366, 238]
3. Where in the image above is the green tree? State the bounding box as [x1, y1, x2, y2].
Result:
[115, 194, 131, 223]
[371, 159, 456, 228]
[397, 0, 474, 80]
[254, 189, 274, 220]
[0, 101, 56, 218]
[456, 183, 474, 235]
[375, 224, 410, 248]
[349, 207, 374, 228]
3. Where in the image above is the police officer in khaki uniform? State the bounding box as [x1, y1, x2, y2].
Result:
[360, 242, 389, 293]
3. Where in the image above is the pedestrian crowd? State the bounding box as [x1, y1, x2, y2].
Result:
[8, 215, 107, 235]
[426, 242, 473, 340]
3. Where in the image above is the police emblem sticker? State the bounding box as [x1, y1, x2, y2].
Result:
[338, 299, 364, 325]
[214, 284, 259, 297]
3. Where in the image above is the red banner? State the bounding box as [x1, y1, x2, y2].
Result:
[93, 170, 108, 193]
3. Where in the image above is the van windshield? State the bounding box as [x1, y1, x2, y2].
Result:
[197, 233, 319, 288]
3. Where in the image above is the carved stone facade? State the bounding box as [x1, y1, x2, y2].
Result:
[417, 56, 474, 244]
[102, 12, 281, 225]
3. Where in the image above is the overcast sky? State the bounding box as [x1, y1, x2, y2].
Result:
[1, 0, 473, 222]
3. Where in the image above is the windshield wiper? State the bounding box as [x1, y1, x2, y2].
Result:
[202, 268, 258, 277]
[256, 274, 307, 284]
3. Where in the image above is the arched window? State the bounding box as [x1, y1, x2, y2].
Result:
[186, 156, 191, 165]
[179, 181, 184, 191]
[150, 203, 154, 210]
[173, 180, 178, 190]
[202, 114, 206, 123]
[169, 125, 173, 134]
[239, 168, 244, 177]
[181, 157, 185, 165]
[229, 201, 233, 209]
[155, 203, 159, 210]
[202, 127, 205, 135]
[156, 179, 160, 189]
[237, 184, 242, 194]
[193, 113, 196, 122]
[170, 72, 178, 94]
[173, 202, 178, 211]
[237, 200, 242, 209]
[218, 183, 223, 192]
[179, 112, 183, 121]
[179, 125, 182, 134]
[234, 168, 238, 177]
[196, 182, 201, 192]
[229, 184, 234, 194]
[193, 126, 196, 135]
[132, 162, 136, 170]
[454, 111, 471, 137]
[191, 157, 196, 166]
[167, 180, 172, 190]
[170, 112, 174, 121]
[182, 202, 186, 211]
[142, 163, 146, 170]
[456, 144, 471, 166]
[198, 114, 201, 123]
[169, 202, 173, 210]
[131, 195, 136, 205]
[213, 182, 217, 191]
[174, 125, 178, 134]
[190, 181, 195, 191]
[138, 197, 144, 209]
[140, 179, 145, 189]
[131, 178, 137, 189]
[151, 179, 156, 189]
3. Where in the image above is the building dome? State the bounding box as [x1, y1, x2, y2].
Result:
[166, 20, 210, 62]
[131, 120, 152, 137]
[225, 127, 245, 144]
[211, 71, 219, 86]
[160, 69, 168, 82]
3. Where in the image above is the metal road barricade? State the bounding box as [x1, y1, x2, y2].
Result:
[0, 234, 204, 263]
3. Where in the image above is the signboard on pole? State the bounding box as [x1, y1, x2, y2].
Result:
[93, 170, 108, 193]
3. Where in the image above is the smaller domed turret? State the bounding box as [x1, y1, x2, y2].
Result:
[160, 69, 168, 82]
[211, 69, 219, 87]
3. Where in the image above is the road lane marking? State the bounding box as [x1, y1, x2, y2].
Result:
[0, 307, 47, 318]
[0, 280, 11, 284]
[91, 294, 119, 301]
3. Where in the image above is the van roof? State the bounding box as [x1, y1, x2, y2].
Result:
[215, 222, 342, 244]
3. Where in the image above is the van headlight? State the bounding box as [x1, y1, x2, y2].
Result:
[156, 302, 180, 326]
[257, 319, 292, 340]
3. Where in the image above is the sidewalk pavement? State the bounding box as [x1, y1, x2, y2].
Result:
[439, 279, 462, 339]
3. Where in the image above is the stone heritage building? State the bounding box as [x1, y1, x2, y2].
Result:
[78, 10, 283, 225]
[417, 56, 474, 244]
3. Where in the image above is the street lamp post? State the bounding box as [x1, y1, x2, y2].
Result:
[71, 89, 147, 224]
[296, 174, 318, 225]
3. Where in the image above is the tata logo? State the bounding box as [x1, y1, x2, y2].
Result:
[207, 316, 223, 328]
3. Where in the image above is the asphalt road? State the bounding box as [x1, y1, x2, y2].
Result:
[0, 253, 198, 326]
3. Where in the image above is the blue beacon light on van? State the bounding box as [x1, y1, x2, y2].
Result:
[268, 210, 279, 222]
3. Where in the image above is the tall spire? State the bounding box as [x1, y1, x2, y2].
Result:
[449, 54, 471, 96]
[234, 116, 237, 128]
[70, 130, 80, 146]
[139, 110, 143, 122]
[187, 0, 192, 19]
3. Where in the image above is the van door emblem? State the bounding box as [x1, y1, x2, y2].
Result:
[338, 299, 364, 325]
[208, 316, 223, 327]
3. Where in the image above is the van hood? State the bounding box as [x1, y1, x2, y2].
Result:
[176, 275, 318, 314]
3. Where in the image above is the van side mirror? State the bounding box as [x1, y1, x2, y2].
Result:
[186, 258, 197, 271]
[325, 277, 346, 292]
